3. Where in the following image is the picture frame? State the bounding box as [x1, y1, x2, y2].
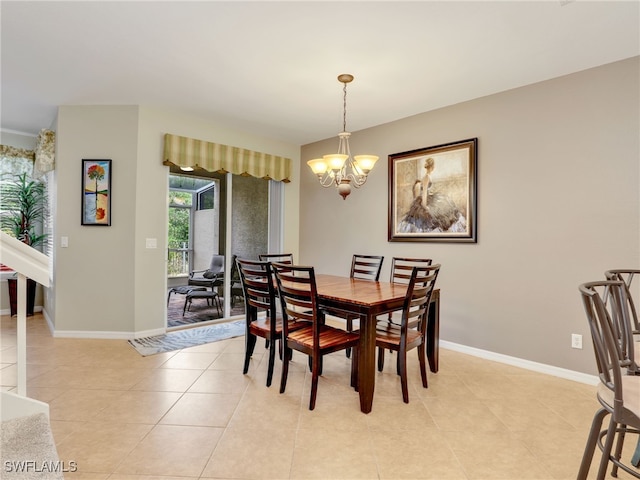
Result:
[81, 159, 112, 226]
[388, 138, 477, 243]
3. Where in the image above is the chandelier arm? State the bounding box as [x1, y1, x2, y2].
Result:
[318, 172, 339, 188]
[344, 171, 368, 188]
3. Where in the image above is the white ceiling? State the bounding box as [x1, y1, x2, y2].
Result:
[2, 1, 638, 146]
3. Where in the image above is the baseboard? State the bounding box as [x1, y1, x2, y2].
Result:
[52, 327, 166, 340]
[440, 340, 598, 386]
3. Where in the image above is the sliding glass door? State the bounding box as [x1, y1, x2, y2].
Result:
[167, 171, 278, 327]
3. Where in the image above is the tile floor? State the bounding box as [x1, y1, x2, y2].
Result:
[1, 313, 639, 480]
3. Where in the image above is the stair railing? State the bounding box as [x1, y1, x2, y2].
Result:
[0, 231, 50, 395]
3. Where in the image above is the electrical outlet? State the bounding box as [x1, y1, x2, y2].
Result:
[571, 333, 583, 349]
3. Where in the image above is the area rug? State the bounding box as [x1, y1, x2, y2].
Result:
[128, 320, 245, 356]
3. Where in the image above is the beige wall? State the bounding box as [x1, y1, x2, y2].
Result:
[300, 57, 640, 376]
[54, 106, 140, 334]
[50, 106, 300, 336]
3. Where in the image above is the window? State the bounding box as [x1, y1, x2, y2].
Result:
[167, 175, 218, 277]
[167, 190, 192, 276]
[198, 185, 215, 210]
[0, 146, 46, 272]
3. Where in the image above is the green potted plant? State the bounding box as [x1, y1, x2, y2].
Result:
[1, 172, 48, 315]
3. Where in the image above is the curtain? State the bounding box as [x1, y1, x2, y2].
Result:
[34, 129, 55, 178]
[163, 134, 292, 183]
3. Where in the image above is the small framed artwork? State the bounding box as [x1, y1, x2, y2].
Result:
[388, 138, 477, 243]
[81, 159, 112, 226]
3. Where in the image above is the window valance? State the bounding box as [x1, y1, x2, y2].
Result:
[163, 134, 291, 183]
[0, 145, 35, 161]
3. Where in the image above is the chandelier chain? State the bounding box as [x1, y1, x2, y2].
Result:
[342, 81, 348, 133]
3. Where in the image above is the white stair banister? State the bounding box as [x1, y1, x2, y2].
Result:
[0, 231, 50, 396]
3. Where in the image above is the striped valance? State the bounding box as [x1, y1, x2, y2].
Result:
[163, 134, 291, 183]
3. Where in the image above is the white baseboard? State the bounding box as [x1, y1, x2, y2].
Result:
[52, 327, 166, 340]
[35, 308, 164, 339]
[440, 340, 598, 386]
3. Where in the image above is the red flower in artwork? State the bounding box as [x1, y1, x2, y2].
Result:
[96, 208, 106, 220]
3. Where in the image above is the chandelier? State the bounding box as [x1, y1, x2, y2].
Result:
[307, 74, 379, 200]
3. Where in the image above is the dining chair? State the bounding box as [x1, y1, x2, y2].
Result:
[605, 269, 640, 467]
[577, 280, 640, 480]
[236, 257, 306, 387]
[257, 254, 294, 347]
[389, 257, 433, 284]
[332, 254, 384, 358]
[374, 264, 440, 403]
[350, 254, 384, 280]
[377, 257, 433, 371]
[272, 262, 359, 410]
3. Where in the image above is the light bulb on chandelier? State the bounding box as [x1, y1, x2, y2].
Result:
[306, 74, 379, 200]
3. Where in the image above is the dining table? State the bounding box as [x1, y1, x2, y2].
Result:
[313, 274, 440, 413]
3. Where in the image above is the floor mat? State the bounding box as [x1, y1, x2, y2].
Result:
[128, 320, 245, 356]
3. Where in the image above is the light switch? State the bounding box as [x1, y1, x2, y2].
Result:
[60, 236, 69, 248]
[145, 238, 157, 249]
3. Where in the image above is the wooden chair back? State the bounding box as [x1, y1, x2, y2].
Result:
[390, 257, 433, 284]
[236, 258, 277, 321]
[350, 254, 384, 281]
[259, 253, 294, 266]
[401, 264, 440, 336]
[272, 263, 317, 338]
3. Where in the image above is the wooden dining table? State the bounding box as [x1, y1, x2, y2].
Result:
[314, 274, 440, 413]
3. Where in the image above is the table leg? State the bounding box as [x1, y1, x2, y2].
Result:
[426, 290, 440, 373]
[358, 312, 376, 413]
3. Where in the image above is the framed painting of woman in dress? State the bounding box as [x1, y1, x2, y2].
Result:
[388, 138, 477, 243]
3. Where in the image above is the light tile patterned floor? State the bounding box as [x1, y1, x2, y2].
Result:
[1, 313, 639, 479]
